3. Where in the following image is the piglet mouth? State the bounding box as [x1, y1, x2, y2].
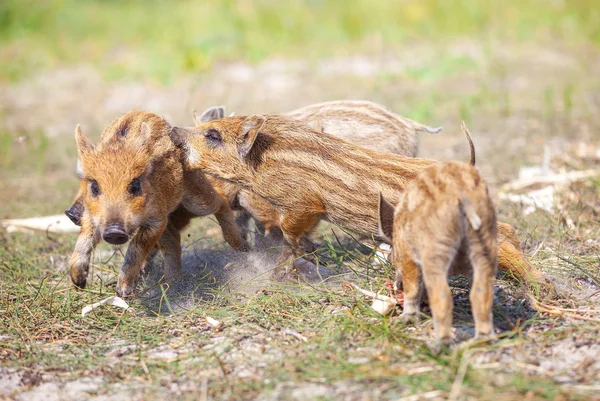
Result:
[102, 224, 129, 245]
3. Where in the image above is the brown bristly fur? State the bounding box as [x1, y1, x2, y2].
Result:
[69, 111, 247, 297]
[284, 100, 442, 155]
[173, 115, 544, 285]
[378, 161, 498, 345]
[199, 100, 443, 244]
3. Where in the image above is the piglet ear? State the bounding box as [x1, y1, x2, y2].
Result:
[238, 115, 266, 158]
[169, 126, 191, 149]
[194, 105, 226, 125]
[75, 124, 94, 158]
[378, 193, 395, 243]
[75, 158, 84, 178]
[129, 122, 150, 151]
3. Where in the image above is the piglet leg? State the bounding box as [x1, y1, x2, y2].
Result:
[214, 201, 250, 252]
[468, 228, 498, 339]
[117, 221, 167, 297]
[182, 170, 249, 251]
[69, 216, 100, 289]
[158, 220, 184, 282]
[397, 241, 423, 323]
[274, 212, 320, 279]
[420, 246, 456, 345]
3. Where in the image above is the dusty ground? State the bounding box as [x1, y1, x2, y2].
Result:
[1, 39, 600, 400]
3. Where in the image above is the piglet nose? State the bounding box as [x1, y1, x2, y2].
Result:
[103, 224, 129, 245]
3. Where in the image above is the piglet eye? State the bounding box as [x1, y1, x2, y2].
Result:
[90, 180, 100, 197]
[204, 128, 221, 143]
[129, 178, 142, 196]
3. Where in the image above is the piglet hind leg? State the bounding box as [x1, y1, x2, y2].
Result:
[420, 247, 456, 345]
[396, 242, 423, 323]
[117, 221, 167, 297]
[158, 217, 186, 283]
[181, 170, 249, 252]
[273, 212, 321, 280]
[69, 218, 100, 289]
[468, 229, 498, 340]
[214, 201, 250, 252]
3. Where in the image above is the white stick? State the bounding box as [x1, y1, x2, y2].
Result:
[81, 296, 131, 317]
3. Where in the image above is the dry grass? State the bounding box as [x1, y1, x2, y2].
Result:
[1, 2, 600, 400]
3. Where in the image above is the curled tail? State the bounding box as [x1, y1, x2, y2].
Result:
[461, 121, 476, 166]
[460, 194, 481, 230]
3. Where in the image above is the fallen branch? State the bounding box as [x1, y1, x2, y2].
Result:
[282, 328, 308, 342]
[528, 294, 600, 322]
[206, 316, 224, 331]
[2, 214, 80, 234]
[396, 390, 447, 401]
[500, 169, 599, 192]
[343, 281, 400, 315]
[344, 281, 398, 303]
[81, 296, 132, 317]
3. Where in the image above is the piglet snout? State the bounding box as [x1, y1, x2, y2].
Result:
[103, 224, 129, 245]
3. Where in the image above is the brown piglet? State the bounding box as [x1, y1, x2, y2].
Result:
[172, 115, 545, 286]
[190, 101, 442, 246]
[170, 115, 448, 274]
[378, 156, 498, 345]
[71, 111, 247, 296]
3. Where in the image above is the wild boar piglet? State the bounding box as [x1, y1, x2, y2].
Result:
[170, 114, 443, 275]
[378, 158, 498, 345]
[193, 100, 442, 246]
[70, 111, 247, 297]
[173, 115, 547, 289]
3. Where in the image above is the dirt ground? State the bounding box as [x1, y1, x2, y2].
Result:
[1, 39, 599, 400]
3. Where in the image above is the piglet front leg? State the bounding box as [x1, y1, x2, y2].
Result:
[69, 217, 100, 289]
[272, 211, 320, 280]
[117, 220, 167, 297]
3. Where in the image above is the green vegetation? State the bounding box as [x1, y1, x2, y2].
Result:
[1, 0, 600, 399]
[1, 223, 597, 400]
[1, 0, 599, 82]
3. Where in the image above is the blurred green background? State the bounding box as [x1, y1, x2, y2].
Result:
[0, 0, 599, 218]
[1, 0, 598, 83]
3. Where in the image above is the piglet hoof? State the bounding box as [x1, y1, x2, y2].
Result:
[271, 264, 299, 282]
[69, 267, 88, 290]
[238, 241, 251, 253]
[474, 332, 497, 343]
[64, 203, 83, 226]
[299, 237, 318, 254]
[116, 275, 138, 298]
[429, 340, 453, 355]
[400, 312, 420, 324]
[64, 209, 82, 226]
[71, 277, 87, 290]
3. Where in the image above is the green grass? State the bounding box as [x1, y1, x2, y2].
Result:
[1, 0, 599, 83]
[1, 212, 599, 399]
[1, 1, 600, 398]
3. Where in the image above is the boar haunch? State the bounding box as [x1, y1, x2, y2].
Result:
[378, 156, 497, 345]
